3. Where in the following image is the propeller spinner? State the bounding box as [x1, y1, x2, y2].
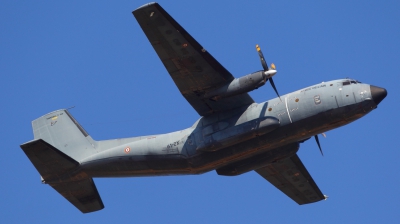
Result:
[256, 44, 281, 100]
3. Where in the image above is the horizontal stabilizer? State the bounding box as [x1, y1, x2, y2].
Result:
[20, 139, 104, 213]
[49, 178, 104, 213]
[21, 139, 79, 182]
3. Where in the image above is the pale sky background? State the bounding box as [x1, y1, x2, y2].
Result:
[1, 1, 399, 223]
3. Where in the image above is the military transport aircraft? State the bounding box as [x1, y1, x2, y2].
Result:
[20, 2, 387, 213]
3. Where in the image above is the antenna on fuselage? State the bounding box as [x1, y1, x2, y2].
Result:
[314, 133, 327, 156]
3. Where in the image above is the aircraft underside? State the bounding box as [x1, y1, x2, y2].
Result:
[81, 98, 376, 178]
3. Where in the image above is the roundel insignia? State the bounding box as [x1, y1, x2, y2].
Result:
[124, 147, 131, 154]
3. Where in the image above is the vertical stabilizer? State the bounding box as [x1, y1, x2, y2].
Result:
[31, 109, 97, 161]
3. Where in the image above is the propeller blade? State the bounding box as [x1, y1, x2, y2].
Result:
[321, 133, 327, 138]
[269, 77, 281, 101]
[255, 44, 281, 100]
[314, 135, 324, 156]
[256, 44, 269, 71]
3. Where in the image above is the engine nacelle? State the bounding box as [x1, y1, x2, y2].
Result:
[204, 71, 265, 101]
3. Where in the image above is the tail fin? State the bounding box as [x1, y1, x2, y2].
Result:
[21, 110, 104, 213]
[31, 109, 97, 161]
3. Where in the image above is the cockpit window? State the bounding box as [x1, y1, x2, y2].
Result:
[342, 81, 350, 85]
[342, 79, 361, 85]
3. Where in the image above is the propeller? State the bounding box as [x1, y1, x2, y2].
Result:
[256, 44, 281, 100]
[314, 133, 327, 156]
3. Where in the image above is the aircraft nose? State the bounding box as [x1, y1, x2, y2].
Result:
[370, 85, 387, 105]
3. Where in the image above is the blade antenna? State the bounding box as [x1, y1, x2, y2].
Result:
[314, 135, 324, 156]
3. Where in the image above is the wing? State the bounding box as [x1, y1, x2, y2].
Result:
[133, 3, 254, 116]
[256, 154, 326, 205]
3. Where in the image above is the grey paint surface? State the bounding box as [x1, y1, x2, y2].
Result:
[20, 2, 387, 213]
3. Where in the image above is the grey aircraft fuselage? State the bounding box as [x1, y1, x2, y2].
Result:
[77, 79, 380, 177]
[21, 2, 388, 212]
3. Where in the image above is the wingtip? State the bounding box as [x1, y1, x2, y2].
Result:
[134, 2, 158, 11]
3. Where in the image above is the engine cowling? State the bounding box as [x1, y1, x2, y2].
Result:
[204, 71, 266, 101]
